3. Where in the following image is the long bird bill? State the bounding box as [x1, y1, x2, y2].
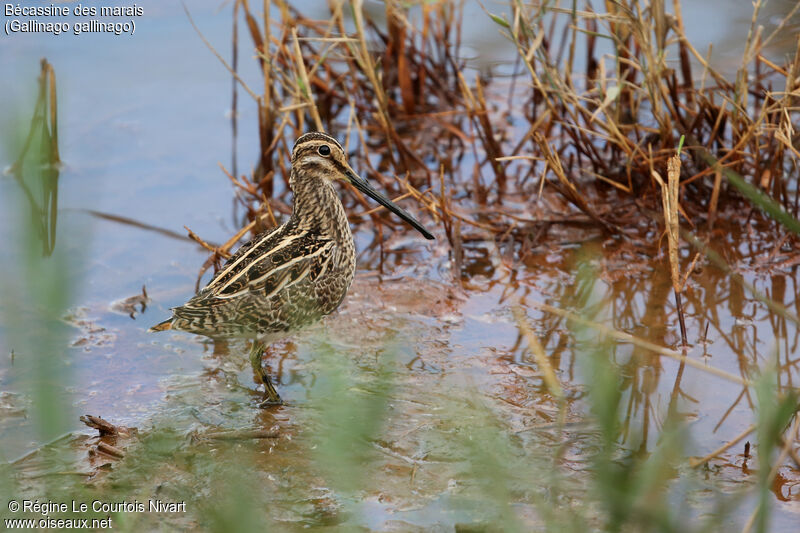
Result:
[345, 170, 435, 240]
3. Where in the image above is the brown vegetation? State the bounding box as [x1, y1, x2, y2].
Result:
[187, 0, 799, 281]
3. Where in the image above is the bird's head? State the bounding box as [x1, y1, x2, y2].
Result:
[290, 132, 434, 240]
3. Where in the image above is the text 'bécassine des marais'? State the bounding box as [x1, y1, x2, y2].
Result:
[5, 4, 143, 17]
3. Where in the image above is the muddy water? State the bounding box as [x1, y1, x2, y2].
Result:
[1, 1, 799, 531]
[7, 213, 800, 530]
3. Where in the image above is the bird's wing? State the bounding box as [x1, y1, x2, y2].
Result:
[150, 225, 286, 331]
[200, 223, 286, 293]
[157, 226, 337, 336]
[199, 233, 336, 301]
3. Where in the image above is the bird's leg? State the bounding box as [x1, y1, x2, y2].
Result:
[248, 340, 282, 406]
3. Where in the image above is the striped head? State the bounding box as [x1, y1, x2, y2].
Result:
[289, 132, 434, 240]
[290, 132, 350, 187]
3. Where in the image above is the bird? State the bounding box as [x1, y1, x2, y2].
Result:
[150, 132, 434, 406]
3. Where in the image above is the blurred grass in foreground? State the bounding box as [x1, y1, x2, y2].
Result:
[0, 265, 796, 531]
[0, 59, 91, 523]
[0, 59, 73, 458]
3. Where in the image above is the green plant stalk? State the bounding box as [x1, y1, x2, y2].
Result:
[695, 149, 800, 235]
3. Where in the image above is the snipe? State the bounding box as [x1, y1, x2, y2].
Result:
[150, 132, 434, 405]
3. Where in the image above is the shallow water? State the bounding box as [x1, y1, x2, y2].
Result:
[1, 1, 799, 531]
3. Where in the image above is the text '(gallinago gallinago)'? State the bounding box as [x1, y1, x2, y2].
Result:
[150, 132, 434, 405]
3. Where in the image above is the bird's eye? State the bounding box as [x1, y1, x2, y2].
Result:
[318, 145, 331, 156]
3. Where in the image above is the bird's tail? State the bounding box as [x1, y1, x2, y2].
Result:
[148, 318, 173, 332]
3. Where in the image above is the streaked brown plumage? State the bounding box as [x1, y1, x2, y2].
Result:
[150, 132, 434, 405]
